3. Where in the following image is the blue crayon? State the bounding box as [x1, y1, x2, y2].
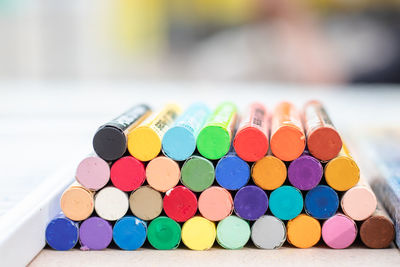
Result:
[45, 213, 79, 251]
[215, 151, 250, 190]
[113, 216, 147, 250]
[269, 186, 303, 220]
[305, 185, 339, 219]
[162, 103, 210, 161]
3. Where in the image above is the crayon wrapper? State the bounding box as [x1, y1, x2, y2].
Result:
[173, 103, 210, 136]
[304, 101, 336, 135]
[106, 104, 151, 135]
[205, 103, 237, 138]
[271, 102, 303, 136]
[237, 103, 268, 136]
[141, 104, 181, 138]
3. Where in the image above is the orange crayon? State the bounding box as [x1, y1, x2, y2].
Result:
[303, 100, 342, 161]
[251, 153, 287, 190]
[60, 182, 94, 221]
[270, 102, 306, 161]
[287, 214, 321, 248]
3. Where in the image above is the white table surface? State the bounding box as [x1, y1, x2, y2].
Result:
[30, 245, 400, 267]
[1, 82, 400, 266]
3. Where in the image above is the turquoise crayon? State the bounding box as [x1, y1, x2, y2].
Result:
[162, 103, 210, 161]
[269, 186, 303, 220]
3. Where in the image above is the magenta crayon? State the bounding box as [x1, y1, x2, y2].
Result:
[322, 214, 357, 249]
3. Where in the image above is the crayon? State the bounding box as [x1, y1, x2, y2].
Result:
[288, 153, 323, 190]
[146, 156, 180, 193]
[45, 214, 79, 251]
[197, 102, 237, 160]
[371, 179, 400, 247]
[94, 186, 129, 221]
[147, 216, 182, 250]
[360, 203, 395, 249]
[341, 179, 377, 221]
[303, 100, 342, 161]
[348, 129, 400, 247]
[181, 216, 216, 251]
[251, 215, 286, 249]
[270, 102, 306, 161]
[163, 186, 198, 222]
[112, 216, 147, 250]
[75, 155, 110, 191]
[129, 186, 163, 221]
[364, 137, 400, 247]
[79, 217, 112, 250]
[127, 104, 180, 162]
[93, 104, 151, 161]
[60, 182, 94, 221]
[110, 156, 145, 192]
[324, 145, 360, 191]
[322, 214, 357, 249]
[162, 103, 210, 161]
[216, 215, 250, 249]
[215, 150, 250, 190]
[269, 185, 303, 221]
[198, 186, 233, 221]
[305, 185, 339, 219]
[233, 102, 269, 162]
[181, 155, 215, 192]
[251, 155, 287, 190]
[233, 185, 268, 221]
[287, 214, 321, 248]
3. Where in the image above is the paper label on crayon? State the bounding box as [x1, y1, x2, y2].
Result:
[174, 104, 210, 136]
[206, 103, 237, 137]
[147, 105, 180, 137]
[304, 103, 335, 134]
[107, 105, 150, 133]
[271, 103, 302, 135]
[238, 103, 268, 135]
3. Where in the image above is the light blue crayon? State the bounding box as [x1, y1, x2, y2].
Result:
[162, 103, 210, 161]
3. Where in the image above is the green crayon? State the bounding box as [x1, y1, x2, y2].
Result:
[197, 102, 237, 160]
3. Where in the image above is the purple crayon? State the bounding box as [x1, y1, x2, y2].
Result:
[288, 153, 323, 190]
[79, 217, 113, 250]
[234, 185, 268, 221]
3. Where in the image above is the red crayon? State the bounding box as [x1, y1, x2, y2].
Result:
[303, 100, 342, 161]
[163, 186, 198, 222]
[110, 156, 145, 192]
[234, 103, 269, 162]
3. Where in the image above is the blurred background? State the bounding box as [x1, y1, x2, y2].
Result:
[1, 0, 400, 84]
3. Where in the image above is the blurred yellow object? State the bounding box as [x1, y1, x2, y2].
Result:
[194, 0, 255, 24]
[115, 0, 167, 55]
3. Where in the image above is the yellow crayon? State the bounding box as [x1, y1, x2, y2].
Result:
[324, 144, 360, 191]
[128, 104, 181, 161]
[181, 216, 216, 251]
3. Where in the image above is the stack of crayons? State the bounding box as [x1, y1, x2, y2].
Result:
[45, 101, 395, 251]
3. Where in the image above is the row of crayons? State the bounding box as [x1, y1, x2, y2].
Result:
[45, 101, 395, 251]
